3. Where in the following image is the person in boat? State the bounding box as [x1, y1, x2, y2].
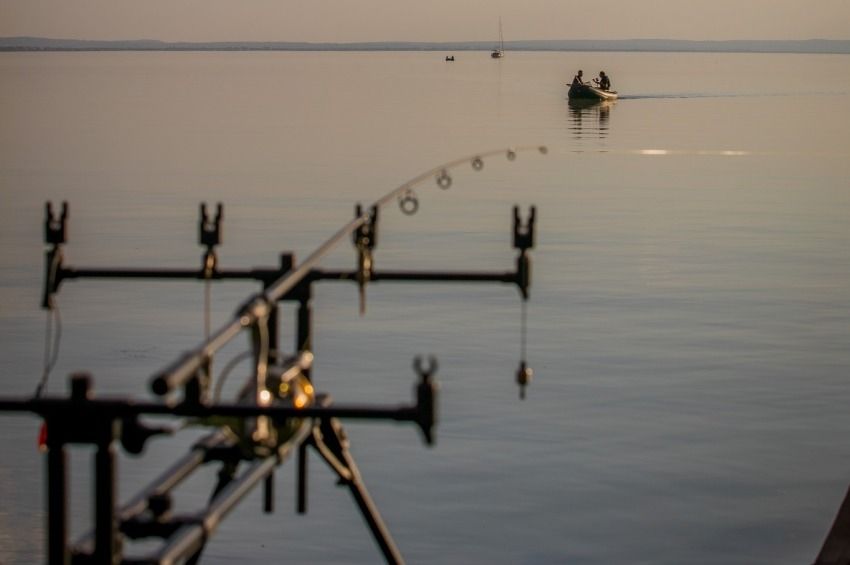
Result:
[593, 71, 611, 91]
[571, 70, 587, 88]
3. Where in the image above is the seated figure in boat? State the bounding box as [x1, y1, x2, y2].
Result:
[571, 70, 586, 88]
[594, 71, 611, 91]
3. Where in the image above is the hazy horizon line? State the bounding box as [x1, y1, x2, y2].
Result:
[3, 36, 850, 54]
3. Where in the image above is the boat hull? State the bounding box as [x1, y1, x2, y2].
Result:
[568, 97, 615, 111]
[568, 85, 618, 101]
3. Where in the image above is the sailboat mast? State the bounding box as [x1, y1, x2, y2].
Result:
[499, 17, 503, 51]
[491, 17, 505, 58]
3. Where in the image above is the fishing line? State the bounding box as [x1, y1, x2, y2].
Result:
[254, 318, 270, 401]
[204, 279, 212, 340]
[520, 299, 528, 364]
[34, 304, 62, 398]
[213, 350, 253, 403]
[515, 299, 534, 400]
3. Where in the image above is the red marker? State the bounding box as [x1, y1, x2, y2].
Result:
[38, 421, 48, 453]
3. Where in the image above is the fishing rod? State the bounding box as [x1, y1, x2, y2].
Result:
[154, 145, 544, 400]
[4, 146, 544, 564]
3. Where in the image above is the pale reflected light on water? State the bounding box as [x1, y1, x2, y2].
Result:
[635, 149, 752, 156]
[1, 51, 850, 564]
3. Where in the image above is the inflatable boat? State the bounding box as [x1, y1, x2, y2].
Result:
[568, 84, 619, 101]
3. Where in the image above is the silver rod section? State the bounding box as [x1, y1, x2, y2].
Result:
[72, 431, 231, 555]
[154, 424, 310, 564]
[154, 458, 277, 564]
[264, 216, 365, 303]
[151, 320, 246, 396]
[119, 432, 230, 521]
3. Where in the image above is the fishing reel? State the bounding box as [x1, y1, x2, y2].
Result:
[200, 352, 316, 458]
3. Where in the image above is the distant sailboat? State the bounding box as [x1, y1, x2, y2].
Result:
[491, 18, 504, 58]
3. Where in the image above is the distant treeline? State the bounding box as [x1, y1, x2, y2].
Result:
[2, 37, 850, 54]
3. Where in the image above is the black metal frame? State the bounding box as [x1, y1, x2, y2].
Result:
[0, 193, 535, 564]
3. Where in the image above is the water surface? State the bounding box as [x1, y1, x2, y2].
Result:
[1, 51, 850, 564]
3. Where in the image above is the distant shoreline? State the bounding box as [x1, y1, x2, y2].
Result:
[2, 37, 850, 54]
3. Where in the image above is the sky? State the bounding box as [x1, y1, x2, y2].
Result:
[1, 0, 849, 43]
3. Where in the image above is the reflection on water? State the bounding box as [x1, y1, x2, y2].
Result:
[567, 98, 614, 139]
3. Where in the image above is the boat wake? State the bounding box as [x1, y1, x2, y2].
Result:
[619, 90, 848, 100]
[619, 93, 727, 100]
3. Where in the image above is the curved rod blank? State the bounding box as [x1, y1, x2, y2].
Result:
[151, 146, 547, 395]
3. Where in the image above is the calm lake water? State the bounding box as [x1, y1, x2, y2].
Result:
[1, 50, 850, 564]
